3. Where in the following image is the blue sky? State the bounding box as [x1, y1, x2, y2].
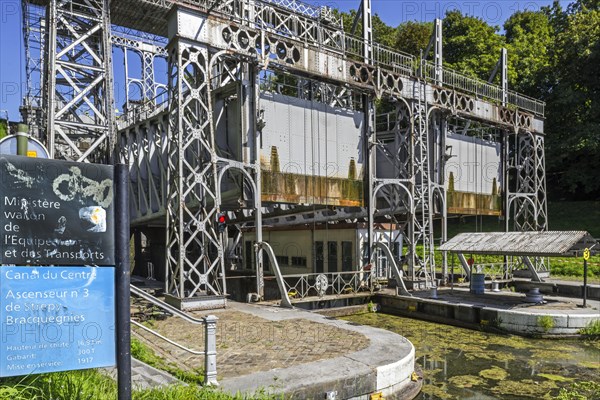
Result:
[0, 0, 566, 122]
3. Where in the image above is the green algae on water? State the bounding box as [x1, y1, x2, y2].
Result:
[447, 375, 485, 388]
[537, 373, 575, 382]
[341, 313, 600, 400]
[420, 383, 455, 400]
[491, 379, 557, 398]
[479, 366, 508, 380]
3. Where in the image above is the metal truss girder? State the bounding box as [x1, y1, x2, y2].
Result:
[508, 131, 547, 232]
[374, 88, 438, 288]
[165, 38, 225, 299]
[504, 128, 549, 275]
[111, 32, 168, 116]
[44, 0, 115, 162]
[119, 113, 169, 222]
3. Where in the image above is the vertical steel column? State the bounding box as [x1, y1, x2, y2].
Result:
[115, 164, 132, 400]
[165, 10, 223, 302]
[362, 0, 375, 269]
[534, 134, 548, 230]
[411, 84, 434, 287]
[21, 1, 46, 138]
[501, 48, 508, 106]
[434, 19, 443, 86]
[507, 125, 548, 236]
[438, 115, 448, 284]
[362, 0, 373, 63]
[142, 51, 156, 101]
[43, 0, 115, 162]
[249, 63, 265, 300]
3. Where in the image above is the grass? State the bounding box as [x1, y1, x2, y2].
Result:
[578, 320, 600, 336]
[0, 366, 277, 400]
[0, 340, 280, 400]
[537, 315, 555, 332]
[131, 338, 204, 385]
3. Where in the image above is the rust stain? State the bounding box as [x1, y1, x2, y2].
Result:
[261, 169, 363, 207]
[447, 191, 502, 216]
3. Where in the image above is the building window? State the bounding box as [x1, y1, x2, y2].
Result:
[276, 255, 288, 265]
[314, 241, 324, 273]
[245, 241, 253, 269]
[328, 241, 338, 272]
[342, 241, 353, 272]
[291, 256, 307, 267]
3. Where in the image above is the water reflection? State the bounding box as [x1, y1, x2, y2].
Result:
[342, 313, 600, 399]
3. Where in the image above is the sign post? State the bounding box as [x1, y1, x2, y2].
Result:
[0, 155, 128, 390]
[115, 164, 131, 400]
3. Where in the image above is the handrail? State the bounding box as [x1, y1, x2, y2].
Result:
[277, 269, 373, 300]
[131, 320, 205, 355]
[256, 241, 293, 308]
[421, 60, 545, 116]
[371, 242, 412, 296]
[130, 286, 219, 385]
[130, 284, 205, 325]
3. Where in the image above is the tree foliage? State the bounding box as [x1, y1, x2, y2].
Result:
[543, 1, 600, 198]
[504, 11, 553, 95]
[441, 11, 505, 81]
[395, 21, 433, 57]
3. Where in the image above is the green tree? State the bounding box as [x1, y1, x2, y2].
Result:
[543, 1, 600, 198]
[338, 10, 398, 48]
[442, 10, 505, 81]
[395, 21, 433, 57]
[504, 11, 553, 96]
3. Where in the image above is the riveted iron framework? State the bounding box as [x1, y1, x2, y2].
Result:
[43, 0, 116, 162]
[165, 37, 225, 300]
[22, 0, 548, 305]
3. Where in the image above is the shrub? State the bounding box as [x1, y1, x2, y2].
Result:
[537, 315, 555, 332]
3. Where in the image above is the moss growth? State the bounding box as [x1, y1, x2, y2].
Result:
[537, 373, 575, 382]
[530, 349, 576, 360]
[343, 313, 600, 399]
[579, 361, 600, 369]
[555, 381, 600, 400]
[479, 366, 508, 380]
[420, 383, 455, 399]
[447, 375, 485, 388]
[491, 379, 557, 398]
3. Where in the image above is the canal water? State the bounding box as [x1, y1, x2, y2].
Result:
[342, 313, 600, 399]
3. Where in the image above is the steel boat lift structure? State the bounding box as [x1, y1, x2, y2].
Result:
[21, 0, 547, 309]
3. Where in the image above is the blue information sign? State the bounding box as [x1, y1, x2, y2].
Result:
[0, 266, 116, 377]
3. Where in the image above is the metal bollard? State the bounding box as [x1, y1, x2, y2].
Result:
[203, 315, 219, 386]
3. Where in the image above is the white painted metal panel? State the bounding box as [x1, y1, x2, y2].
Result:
[260, 92, 363, 179]
[445, 133, 502, 195]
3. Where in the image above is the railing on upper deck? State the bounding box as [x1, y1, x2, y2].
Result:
[344, 35, 415, 76]
[127, 0, 545, 118]
[421, 61, 545, 116]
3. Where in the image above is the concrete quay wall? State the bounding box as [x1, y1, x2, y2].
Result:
[377, 294, 600, 336]
[220, 303, 421, 399]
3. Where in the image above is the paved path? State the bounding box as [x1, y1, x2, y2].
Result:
[131, 301, 419, 399]
[105, 358, 182, 390]
[133, 302, 370, 379]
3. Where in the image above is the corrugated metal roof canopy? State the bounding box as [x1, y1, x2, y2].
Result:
[439, 231, 597, 257]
